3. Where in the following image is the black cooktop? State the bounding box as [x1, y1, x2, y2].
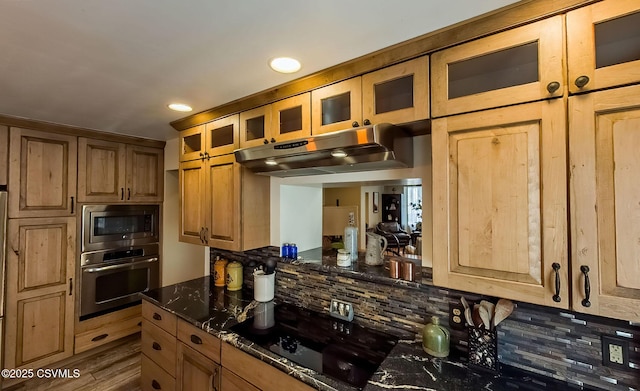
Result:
[230, 303, 398, 389]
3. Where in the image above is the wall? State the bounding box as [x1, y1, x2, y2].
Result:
[161, 138, 208, 286]
[278, 184, 322, 252]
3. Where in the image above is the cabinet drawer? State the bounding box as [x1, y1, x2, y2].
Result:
[75, 314, 142, 354]
[222, 343, 315, 391]
[142, 321, 177, 377]
[177, 319, 220, 363]
[221, 367, 259, 391]
[141, 354, 176, 391]
[142, 301, 177, 336]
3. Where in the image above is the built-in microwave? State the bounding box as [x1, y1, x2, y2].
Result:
[81, 204, 160, 252]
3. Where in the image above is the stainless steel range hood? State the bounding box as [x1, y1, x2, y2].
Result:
[234, 123, 413, 177]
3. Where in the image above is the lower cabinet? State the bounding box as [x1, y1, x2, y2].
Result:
[221, 367, 259, 391]
[176, 342, 221, 391]
[74, 305, 142, 354]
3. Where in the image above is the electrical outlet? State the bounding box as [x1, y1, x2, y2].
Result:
[449, 302, 465, 330]
[602, 335, 630, 368]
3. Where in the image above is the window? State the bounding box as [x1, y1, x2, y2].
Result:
[405, 185, 422, 231]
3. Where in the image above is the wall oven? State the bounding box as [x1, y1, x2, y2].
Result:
[80, 204, 160, 319]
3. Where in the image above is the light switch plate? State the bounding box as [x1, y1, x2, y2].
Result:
[602, 335, 630, 368]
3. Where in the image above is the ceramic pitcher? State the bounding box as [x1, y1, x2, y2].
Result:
[365, 232, 387, 265]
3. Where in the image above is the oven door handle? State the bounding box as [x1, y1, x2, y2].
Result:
[83, 257, 159, 273]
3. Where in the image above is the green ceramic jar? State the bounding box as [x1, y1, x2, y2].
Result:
[422, 316, 450, 358]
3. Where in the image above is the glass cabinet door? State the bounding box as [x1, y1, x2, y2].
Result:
[311, 78, 362, 135]
[179, 125, 205, 162]
[204, 114, 239, 157]
[431, 16, 564, 117]
[567, 0, 640, 93]
[270, 93, 311, 142]
[362, 56, 429, 125]
[239, 105, 272, 148]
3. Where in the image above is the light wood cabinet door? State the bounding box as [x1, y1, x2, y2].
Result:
[204, 154, 240, 250]
[179, 124, 206, 163]
[126, 144, 164, 203]
[432, 100, 568, 308]
[362, 56, 429, 125]
[239, 105, 273, 148]
[569, 85, 640, 322]
[271, 93, 311, 142]
[312, 77, 362, 135]
[567, 0, 640, 94]
[431, 16, 564, 117]
[204, 115, 239, 158]
[8, 128, 77, 218]
[0, 125, 8, 186]
[77, 138, 126, 202]
[221, 368, 259, 391]
[4, 217, 75, 369]
[176, 342, 221, 391]
[178, 160, 207, 245]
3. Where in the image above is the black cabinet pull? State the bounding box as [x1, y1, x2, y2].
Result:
[69, 278, 73, 296]
[270, 138, 276, 143]
[91, 333, 108, 342]
[127, 188, 131, 200]
[351, 121, 359, 127]
[581, 265, 591, 307]
[70, 196, 75, 214]
[151, 379, 161, 390]
[199, 152, 205, 161]
[552, 263, 561, 302]
[152, 313, 162, 321]
[575, 75, 590, 88]
[546, 81, 560, 94]
[190, 334, 203, 345]
[363, 119, 371, 126]
[263, 139, 269, 144]
[121, 188, 124, 200]
[138, 321, 142, 327]
[212, 367, 220, 391]
[152, 342, 162, 351]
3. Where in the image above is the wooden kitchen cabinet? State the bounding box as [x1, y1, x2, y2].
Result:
[271, 93, 311, 142]
[239, 104, 273, 148]
[221, 342, 315, 391]
[7, 127, 77, 218]
[179, 154, 269, 251]
[567, 0, 640, 94]
[0, 125, 8, 186]
[74, 304, 142, 354]
[176, 342, 221, 391]
[431, 16, 564, 117]
[569, 84, 640, 323]
[4, 216, 76, 370]
[141, 300, 177, 391]
[179, 115, 240, 162]
[432, 99, 568, 308]
[362, 56, 429, 125]
[312, 77, 362, 135]
[221, 368, 259, 391]
[77, 137, 163, 203]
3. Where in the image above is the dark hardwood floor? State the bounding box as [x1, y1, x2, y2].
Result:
[4, 335, 141, 391]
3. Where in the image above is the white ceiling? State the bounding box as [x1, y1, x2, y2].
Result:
[0, 0, 519, 141]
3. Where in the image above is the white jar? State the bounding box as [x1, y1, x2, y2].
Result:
[337, 249, 351, 267]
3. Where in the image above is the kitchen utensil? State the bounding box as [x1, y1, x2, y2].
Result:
[472, 304, 482, 328]
[478, 304, 491, 330]
[493, 299, 514, 327]
[480, 300, 495, 328]
[460, 296, 473, 326]
[365, 232, 387, 266]
[265, 258, 277, 274]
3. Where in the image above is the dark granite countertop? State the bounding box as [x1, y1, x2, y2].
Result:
[141, 276, 598, 391]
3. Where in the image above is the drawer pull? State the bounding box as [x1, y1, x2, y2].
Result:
[580, 265, 591, 308]
[153, 313, 162, 321]
[552, 263, 561, 303]
[152, 342, 162, 351]
[152, 379, 161, 390]
[190, 334, 203, 345]
[91, 333, 108, 342]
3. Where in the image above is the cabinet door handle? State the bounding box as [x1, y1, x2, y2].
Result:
[363, 119, 371, 126]
[69, 278, 73, 296]
[121, 188, 124, 200]
[204, 227, 209, 244]
[546, 81, 560, 94]
[152, 312, 162, 321]
[263, 139, 269, 145]
[152, 342, 162, 351]
[199, 227, 205, 243]
[351, 121, 359, 128]
[270, 138, 276, 143]
[552, 263, 561, 302]
[127, 188, 131, 200]
[200, 152, 205, 161]
[205, 152, 211, 160]
[190, 334, 203, 345]
[70, 196, 75, 214]
[211, 367, 220, 391]
[580, 265, 591, 308]
[151, 379, 162, 390]
[575, 75, 590, 89]
[91, 333, 109, 342]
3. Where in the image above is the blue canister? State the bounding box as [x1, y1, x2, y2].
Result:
[281, 243, 290, 259]
[290, 243, 298, 260]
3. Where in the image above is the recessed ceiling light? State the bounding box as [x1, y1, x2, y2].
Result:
[168, 103, 193, 112]
[269, 57, 301, 74]
[265, 158, 278, 166]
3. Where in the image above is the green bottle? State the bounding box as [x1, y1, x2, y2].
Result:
[422, 316, 450, 358]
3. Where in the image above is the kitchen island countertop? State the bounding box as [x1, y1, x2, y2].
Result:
[141, 276, 598, 391]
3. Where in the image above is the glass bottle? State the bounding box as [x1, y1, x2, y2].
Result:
[344, 212, 358, 263]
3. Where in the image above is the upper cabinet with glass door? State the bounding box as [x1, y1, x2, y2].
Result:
[271, 93, 311, 142]
[179, 115, 239, 162]
[431, 16, 564, 117]
[362, 56, 429, 125]
[311, 78, 362, 135]
[567, 0, 640, 94]
[239, 105, 273, 148]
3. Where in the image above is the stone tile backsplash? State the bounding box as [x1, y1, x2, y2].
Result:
[210, 247, 639, 390]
